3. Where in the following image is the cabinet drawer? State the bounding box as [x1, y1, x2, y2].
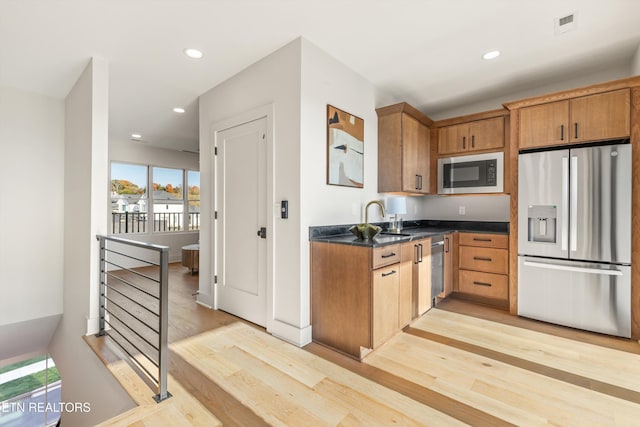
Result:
[459, 246, 508, 274]
[458, 270, 508, 300]
[373, 244, 401, 269]
[459, 233, 508, 249]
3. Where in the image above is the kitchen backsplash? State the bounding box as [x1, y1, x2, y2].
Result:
[420, 194, 510, 222]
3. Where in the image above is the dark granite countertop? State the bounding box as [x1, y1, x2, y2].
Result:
[309, 220, 508, 248]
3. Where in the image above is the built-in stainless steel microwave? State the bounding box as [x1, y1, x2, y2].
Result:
[437, 152, 504, 194]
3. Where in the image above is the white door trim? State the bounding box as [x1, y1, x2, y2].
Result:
[210, 104, 275, 330]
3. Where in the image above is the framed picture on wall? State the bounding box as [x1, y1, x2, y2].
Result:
[326, 105, 364, 188]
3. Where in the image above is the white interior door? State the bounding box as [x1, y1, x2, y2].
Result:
[216, 117, 267, 326]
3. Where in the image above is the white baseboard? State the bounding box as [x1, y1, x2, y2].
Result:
[267, 320, 312, 347]
[86, 316, 100, 336]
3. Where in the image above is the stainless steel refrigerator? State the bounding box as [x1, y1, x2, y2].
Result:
[518, 143, 632, 338]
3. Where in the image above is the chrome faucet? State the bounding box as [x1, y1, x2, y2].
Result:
[365, 200, 386, 224]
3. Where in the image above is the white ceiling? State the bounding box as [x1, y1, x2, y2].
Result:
[2, 0, 640, 153]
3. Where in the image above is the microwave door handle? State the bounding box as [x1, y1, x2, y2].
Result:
[561, 156, 569, 251]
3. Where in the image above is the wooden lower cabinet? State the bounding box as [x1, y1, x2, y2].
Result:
[398, 243, 414, 328]
[401, 238, 432, 320]
[372, 265, 400, 348]
[438, 233, 455, 299]
[311, 241, 405, 359]
[456, 232, 509, 308]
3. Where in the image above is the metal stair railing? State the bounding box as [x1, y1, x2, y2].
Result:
[96, 235, 171, 402]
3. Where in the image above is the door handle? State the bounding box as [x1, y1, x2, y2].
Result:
[462, 136, 466, 149]
[257, 227, 267, 239]
[414, 244, 419, 264]
[419, 243, 423, 263]
[574, 123, 579, 139]
[560, 124, 565, 141]
[570, 156, 577, 252]
[381, 252, 396, 258]
[473, 256, 492, 262]
[471, 135, 475, 148]
[381, 270, 397, 277]
[445, 237, 450, 253]
[473, 237, 492, 242]
[523, 260, 622, 276]
[415, 174, 420, 190]
[561, 156, 569, 251]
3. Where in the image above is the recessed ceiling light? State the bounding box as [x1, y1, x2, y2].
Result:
[131, 133, 142, 139]
[184, 48, 203, 59]
[482, 50, 501, 60]
[173, 107, 185, 113]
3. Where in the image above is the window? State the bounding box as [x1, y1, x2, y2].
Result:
[111, 162, 148, 233]
[110, 162, 199, 234]
[187, 170, 200, 231]
[152, 167, 184, 232]
[0, 354, 62, 426]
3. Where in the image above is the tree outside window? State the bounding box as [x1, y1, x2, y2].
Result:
[187, 170, 200, 231]
[110, 163, 148, 234]
[152, 167, 184, 232]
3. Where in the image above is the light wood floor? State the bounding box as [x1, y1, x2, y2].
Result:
[89, 264, 640, 426]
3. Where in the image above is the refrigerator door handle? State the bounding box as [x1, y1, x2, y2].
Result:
[570, 156, 578, 252]
[523, 260, 623, 276]
[561, 157, 569, 251]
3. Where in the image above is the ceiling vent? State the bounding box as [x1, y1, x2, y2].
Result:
[555, 11, 577, 35]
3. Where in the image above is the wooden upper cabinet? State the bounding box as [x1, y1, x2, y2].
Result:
[519, 100, 569, 149]
[377, 103, 432, 194]
[438, 123, 469, 154]
[518, 89, 630, 149]
[438, 117, 504, 155]
[570, 89, 630, 143]
[469, 117, 505, 151]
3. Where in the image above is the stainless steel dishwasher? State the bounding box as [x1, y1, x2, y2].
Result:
[430, 236, 445, 307]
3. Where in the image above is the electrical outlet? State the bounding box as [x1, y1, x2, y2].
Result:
[458, 206, 466, 215]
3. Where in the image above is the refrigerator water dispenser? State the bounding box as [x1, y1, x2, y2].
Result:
[527, 205, 556, 243]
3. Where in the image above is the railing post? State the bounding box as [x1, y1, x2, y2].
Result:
[97, 236, 106, 337]
[154, 247, 171, 402]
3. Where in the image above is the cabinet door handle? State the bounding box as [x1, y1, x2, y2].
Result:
[381, 252, 396, 259]
[473, 281, 492, 287]
[473, 256, 492, 262]
[471, 135, 475, 148]
[560, 124, 565, 141]
[462, 136, 466, 149]
[415, 174, 420, 190]
[418, 175, 423, 190]
[574, 123, 579, 139]
[445, 237, 450, 253]
[382, 270, 397, 277]
[473, 237, 492, 242]
[414, 244, 419, 264]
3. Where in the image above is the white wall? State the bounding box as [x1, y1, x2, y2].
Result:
[429, 64, 632, 120]
[632, 43, 640, 76]
[199, 39, 303, 342]
[109, 138, 199, 262]
[48, 58, 136, 426]
[0, 86, 64, 361]
[298, 39, 424, 333]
